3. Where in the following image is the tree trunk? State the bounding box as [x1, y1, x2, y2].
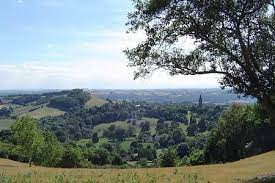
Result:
[29, 156, 32, 167]
[262, 96, 275, 127]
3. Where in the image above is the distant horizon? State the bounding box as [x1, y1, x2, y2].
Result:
[0, 87, 226, 91]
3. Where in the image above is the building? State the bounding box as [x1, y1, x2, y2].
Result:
[199, 95, 203, 108]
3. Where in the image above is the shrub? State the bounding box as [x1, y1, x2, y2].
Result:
[160, 148, 177, 167]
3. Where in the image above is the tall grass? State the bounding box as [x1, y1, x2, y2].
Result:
[0, 171, 208, 183]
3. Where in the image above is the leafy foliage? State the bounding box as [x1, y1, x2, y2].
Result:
[205, 104, 275, 163]
[10, 116, 64, 167]
[0, 107, 12, 118]
[48, 89, 90, 111]
[125, 0, 275, 124]
[160, 148, 177, 167]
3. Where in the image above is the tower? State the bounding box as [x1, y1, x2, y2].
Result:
[199, 95, 202, 108]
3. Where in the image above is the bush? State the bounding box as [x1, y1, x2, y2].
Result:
[177, 143, 190, 158]
[59, 146, 83, 168]
[160, 148, 177, 167]
[189, 149, 205, 165]
[89, 148, 110, 165]
[111, 154, 123, 165]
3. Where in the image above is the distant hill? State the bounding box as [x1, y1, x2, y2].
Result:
[91, 88, 255, 104]
[0, 89, 107, 130]
[0, 88, 254, 105]
[0, 89, 61, 97]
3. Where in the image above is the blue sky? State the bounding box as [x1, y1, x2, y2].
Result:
[0, 0, 219, 89]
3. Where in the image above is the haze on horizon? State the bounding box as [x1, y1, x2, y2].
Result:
[0, 0, 220, 90]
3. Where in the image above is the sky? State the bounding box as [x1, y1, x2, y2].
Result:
[0, 0, 220, 90]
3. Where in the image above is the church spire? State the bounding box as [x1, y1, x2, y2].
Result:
[199, 95, 202, 108]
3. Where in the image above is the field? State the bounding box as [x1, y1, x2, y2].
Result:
[0, 151, 274, 183]
[0, 119, 15, 130]
[92, 118, 159, 136]
[85, 95, 108, 108]
[18, 105, 65, 119]
[91, 117, 188, 138]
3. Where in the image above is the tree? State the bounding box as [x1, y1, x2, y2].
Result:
[11, 117, 44, 167]
[89, 148, 110, 165]
[111, 153, 123, 165]
[0, 107, 12, 118]
[59, 146, 82, 168]
[181, 116, 189, 125]
[39, 131, 64, 167]
[198, 118, 207, 132]
[125, 0, 275, 125]
[128, 125, 136, 137]
[140, 121, 150, 132]
[172, 128, 185, 144]
[189, 149, 205, 165]
[187, 123, 198, 136]
[114, 128, 127, 141]
[177, 142, 190, 158]
[160, 148, 177, 167]
[189, 115, 197, 125]
[204, 104, 275, 163]
[92, 132, 99, 143]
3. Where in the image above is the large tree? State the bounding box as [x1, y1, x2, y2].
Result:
[125, 0, 275, 124]
[11, 117, 44, 167]
[11, 116, 63, 167]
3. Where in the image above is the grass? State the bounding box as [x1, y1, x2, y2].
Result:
[0, 151, 274, 183]
[0, 105, 64, 130]
[92, 118, 159, 137]
[12, 105, 36, 116]
[0, 105, 9, 109]
[19, 105, 65, 119]
[0, 119, 15, 130]
[93, 121, 130, 137]
[77, 138, 109, 149]
[84, 96, 108, 109]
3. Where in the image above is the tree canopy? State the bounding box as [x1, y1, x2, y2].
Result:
[125, 0, 275, 124]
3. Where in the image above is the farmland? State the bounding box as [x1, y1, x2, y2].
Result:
[0, 151, 274, 183]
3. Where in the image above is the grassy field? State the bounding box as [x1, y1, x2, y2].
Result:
[93, 118, 159, 137]
[19, 105, 65, 119]
[0, 151, 274, 183]
[85, 96, 108, 108]
[0, 119, 15, 130]
[12, 105, 37, 116]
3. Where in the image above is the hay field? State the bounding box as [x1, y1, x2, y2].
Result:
[0, 151, 274, 183]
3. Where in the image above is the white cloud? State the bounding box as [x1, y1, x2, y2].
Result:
[0, 59, 220, 89]
[0, 29, 220, 89]
[45, 30, 146, 58]
[16, 0, 24, 4]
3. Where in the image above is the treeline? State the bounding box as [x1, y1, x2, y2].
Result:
[8, 89, 88, 109]
[0, 107, 12, 118]
[0, 116, 206, 168]
[40, 101, 224, 142]
[1, 104, 274, 168]
[204, 104, 275, 163]
[48, 89, 90, 111]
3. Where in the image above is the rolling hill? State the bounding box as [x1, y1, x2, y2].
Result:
[91, 88, 255, 104]
[0, 90, 108, 130]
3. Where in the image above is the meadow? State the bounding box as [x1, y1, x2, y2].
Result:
[0, 151, 274, 183]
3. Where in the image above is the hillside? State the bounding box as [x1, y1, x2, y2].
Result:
[0, 151, 274, 183]
[0, 89, 107, 130]
[84, 95, 108, 108]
